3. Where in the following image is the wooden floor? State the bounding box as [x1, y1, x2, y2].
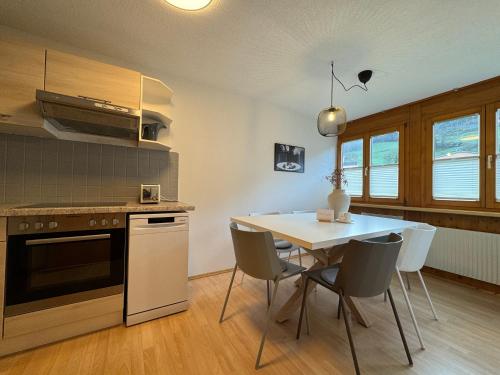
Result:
[0, 258, 499, 374]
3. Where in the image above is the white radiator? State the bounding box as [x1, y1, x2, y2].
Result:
[425, 227, 500, 285]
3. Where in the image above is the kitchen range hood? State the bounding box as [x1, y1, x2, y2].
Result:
[36, 90, 141, 147]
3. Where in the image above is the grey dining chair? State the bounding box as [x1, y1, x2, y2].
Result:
[296, 233, 412, 375]
[220, 222, 307, 369]
[360, 211, 412, 292]
[249, 211, 302, 266]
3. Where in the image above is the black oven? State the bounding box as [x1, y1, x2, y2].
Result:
[6, 213, 126, 316]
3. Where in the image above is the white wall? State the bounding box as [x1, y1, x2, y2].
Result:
[1, 25, 335, 276]
[164, 77, 334, 275]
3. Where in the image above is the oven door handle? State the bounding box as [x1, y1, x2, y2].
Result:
[26, 234, 111, 246]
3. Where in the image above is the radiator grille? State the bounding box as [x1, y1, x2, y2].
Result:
[425, 227, 500, 285]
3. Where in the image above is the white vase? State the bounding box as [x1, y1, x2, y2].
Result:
[327, 189, 351, 219]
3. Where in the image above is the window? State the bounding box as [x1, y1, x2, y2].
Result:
[341, 139, 363, 197]
[338, 125, 403, 202]
[369, 131, 399, 198]
[496, 109, 500, 201]
[432, 114, 480, 201]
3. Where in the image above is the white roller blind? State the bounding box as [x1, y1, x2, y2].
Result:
[341, 139, 363, 197]
[369, 131, 399, 198]
[432, 114, 480, 201]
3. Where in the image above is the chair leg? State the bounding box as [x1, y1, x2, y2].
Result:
[296, 276, 310, 339]
[305, 296, 310, 335]
[340, 292, 360, 375]
[417, 270, 438, 320]
[219, 264, 238, 323]
[255, 278, 281, 369]
[287, 251, 292, 262]
[266, 280, 271, 307]
[337, 296, 342, 319]
[387, 288, 413, 366]
[396, 268, 425, 349]
[406, 272, 411, 290]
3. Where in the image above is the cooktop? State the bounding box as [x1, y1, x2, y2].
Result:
[17, 202, 127, 208]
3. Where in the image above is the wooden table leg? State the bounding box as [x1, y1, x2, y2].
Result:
[345, 297, 372, 328]
[275, 245, 345, 323]
[275, 260, 324, 323]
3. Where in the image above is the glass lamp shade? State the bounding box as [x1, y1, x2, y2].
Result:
[317, 107, 347, 137]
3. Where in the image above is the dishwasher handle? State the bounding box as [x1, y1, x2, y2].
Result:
[133, 222, 187, 230]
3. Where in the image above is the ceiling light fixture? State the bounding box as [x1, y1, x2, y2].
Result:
[317, 61, 372, 137]
[165, 0, 212, 11]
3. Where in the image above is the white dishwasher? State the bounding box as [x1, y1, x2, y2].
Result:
[126, 212, 189, 326]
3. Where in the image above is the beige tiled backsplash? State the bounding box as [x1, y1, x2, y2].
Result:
[0, 134, 178, 204]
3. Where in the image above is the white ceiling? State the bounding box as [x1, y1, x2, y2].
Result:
[1, 0, 499, 120]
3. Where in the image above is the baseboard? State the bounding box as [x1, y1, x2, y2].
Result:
[422, 266, 500, 294]
[188, 253, 310, 280]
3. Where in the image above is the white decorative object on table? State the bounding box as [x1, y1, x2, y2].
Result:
[325, 169, 351, 219]
[337, 211, 353, 223]
[316, 208, 335, 222]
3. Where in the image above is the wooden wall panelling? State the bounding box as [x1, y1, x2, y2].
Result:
[408, 103, 422, 206]
[419, 77, 500, 118]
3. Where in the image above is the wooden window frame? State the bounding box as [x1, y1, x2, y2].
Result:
[423, 107, 486, 209]
[337, 123, 405, 205]
[366, 124, 405, 205]
[337, 134, 365, 202]
[485, 102, 500, 209]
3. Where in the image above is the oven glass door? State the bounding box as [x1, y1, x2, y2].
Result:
[6, 229, 125, 315]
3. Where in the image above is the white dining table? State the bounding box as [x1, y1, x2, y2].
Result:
[230, 212, 420, 327]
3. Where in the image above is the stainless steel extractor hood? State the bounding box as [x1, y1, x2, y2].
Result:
[36, 90, 141, 146]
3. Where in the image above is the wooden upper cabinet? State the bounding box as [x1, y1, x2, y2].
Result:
[0, 40, 45, 128]
[45, 49, 141, 110]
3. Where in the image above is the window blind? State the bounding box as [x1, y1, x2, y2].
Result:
[432, 114, 480, 201]
[341, 139, 363, 197]
[369, 131, 399, 198]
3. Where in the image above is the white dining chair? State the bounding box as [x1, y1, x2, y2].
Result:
[396, 223, 438, 350]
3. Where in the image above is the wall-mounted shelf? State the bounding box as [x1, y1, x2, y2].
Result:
[139, 76, 173, 151]
[138, 138, 171, 151]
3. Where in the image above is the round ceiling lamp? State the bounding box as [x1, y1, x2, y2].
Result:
[165, 0, 212, 11]
[317, 61, 372, 137]
[317, 62, 347, 137]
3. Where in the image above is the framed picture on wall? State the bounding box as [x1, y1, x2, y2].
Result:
[274, 143, 305, 173]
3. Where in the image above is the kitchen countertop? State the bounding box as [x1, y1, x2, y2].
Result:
[0, 201, 195, 217]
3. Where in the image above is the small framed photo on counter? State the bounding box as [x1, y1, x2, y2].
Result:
[140, 184, 161, 204]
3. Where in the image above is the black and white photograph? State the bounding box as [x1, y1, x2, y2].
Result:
[274, 143, 305, 173]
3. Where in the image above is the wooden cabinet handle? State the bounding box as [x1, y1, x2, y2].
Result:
[0, 113, 12, 119]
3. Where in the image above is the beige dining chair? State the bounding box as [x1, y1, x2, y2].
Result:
[220, 222, 307, 369]
[296, 233, 412, 375]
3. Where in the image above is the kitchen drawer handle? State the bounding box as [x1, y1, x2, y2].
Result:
[77, 95, 112, 104]
[0, 113, 12, 118]
[26, 234, 111, 245]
